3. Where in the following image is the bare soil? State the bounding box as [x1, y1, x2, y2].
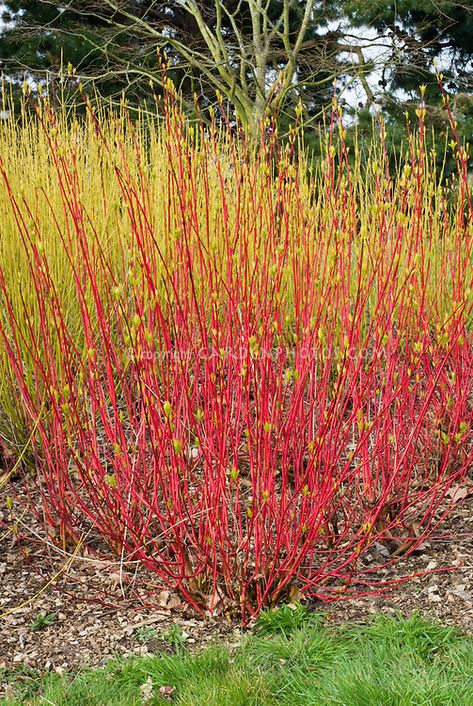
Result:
[0, 483, 471, 687]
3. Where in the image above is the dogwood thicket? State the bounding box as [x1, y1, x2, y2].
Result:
[0, 89, 472, 620]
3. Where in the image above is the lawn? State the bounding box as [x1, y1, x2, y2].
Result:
[1, 608, 472, 705]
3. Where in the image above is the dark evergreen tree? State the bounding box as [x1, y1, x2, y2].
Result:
[342, 0, 473, 94]
[0, 1, 472, 144]
[0, 1, 355, 125]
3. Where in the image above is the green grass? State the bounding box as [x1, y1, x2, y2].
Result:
[1, 609, 472, 705]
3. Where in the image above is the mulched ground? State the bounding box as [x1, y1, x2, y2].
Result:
[0, 484, 471, 690]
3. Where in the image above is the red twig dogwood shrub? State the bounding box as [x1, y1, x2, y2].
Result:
[0, 89, 472, 619]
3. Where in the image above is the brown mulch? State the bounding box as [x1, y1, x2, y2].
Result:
[322, 495, 473, 628]
[0, 486, 471, 683]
